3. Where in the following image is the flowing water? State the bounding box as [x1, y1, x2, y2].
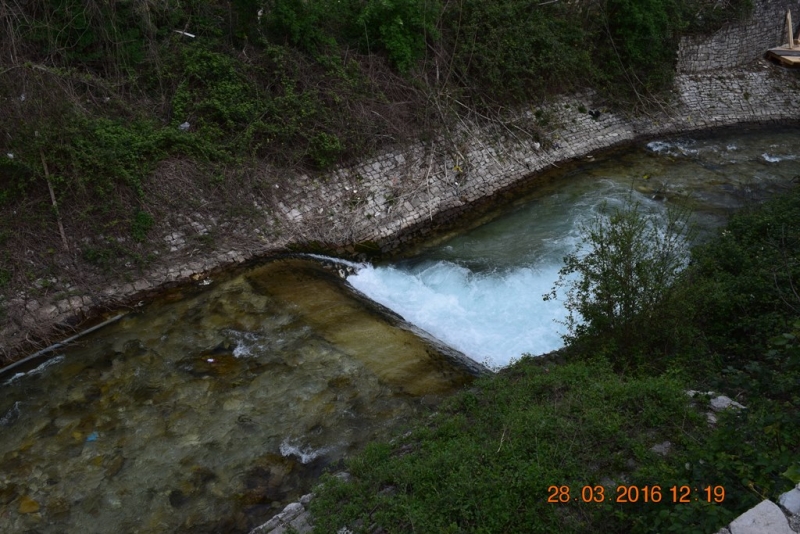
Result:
[0, 127, 798, 533]
[0, 260, 478, 533]
[348, 128, 800, 368]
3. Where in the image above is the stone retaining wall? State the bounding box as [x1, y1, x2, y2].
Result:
[678, 0, 797, 72]
[2, 0, 800, 363]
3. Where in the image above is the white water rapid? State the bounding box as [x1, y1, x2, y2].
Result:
[348, 131, 800, 369]
[348, 180, 656, 368]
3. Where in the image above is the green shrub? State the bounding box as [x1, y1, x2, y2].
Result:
[307, 132, 343, 169]
[131, 210, 155, 243]
[683, 188, 800, 368]
[19, 0, 150, 76]
[261, 0, 349, 53]
[597, 0, 684, 93]
[357, 0, 440, 72]
[443, 0, 590, 103]
[545, 199, 694, 371]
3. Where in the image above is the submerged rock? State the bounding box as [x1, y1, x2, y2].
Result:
[18, 495, 40, 514]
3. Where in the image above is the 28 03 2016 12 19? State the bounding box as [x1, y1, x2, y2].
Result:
[547, 485, 726, 504]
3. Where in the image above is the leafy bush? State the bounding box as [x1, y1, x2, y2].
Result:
[18, 0, 150, 75]
[596, 0, 685, 94]
[442, 0, 591, 103]
[357, 0, 440, 72]
[131, 210, 155, 243]
[308, 132, 343, 169]
[171, 48, 261, 139]
[261, 0, 352, 54]
[682, 187, 800, 369]
[546, 199, 693, 371]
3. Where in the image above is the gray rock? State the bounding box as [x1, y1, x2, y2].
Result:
[788, 512, 800, 533]
[779, 488, 800, 516]
[729, 500, 794, 534]
[650, 441, 671, 456]
[710, 395, 746, 412]
[249, 501, 307, 534]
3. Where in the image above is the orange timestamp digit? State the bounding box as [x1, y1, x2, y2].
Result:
[547, 485, 571, 503]
[616, 485, 662, 503]
[547, 485, 606, 503]
[670, 485, 726, 503]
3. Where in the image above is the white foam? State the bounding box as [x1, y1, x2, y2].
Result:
[761, 153, 796, 163]
[3, 355, 65, 385]
[303, 253, 367, 271]
[347, 182, 680, 369]
[0, 401, 21, 426]
[279, 439, 330, 464]
[348, 262, 571, 369]
[647, 139, 699, 157]
[225, 330, 263, 358]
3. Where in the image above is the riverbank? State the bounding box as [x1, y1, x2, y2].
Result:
[1, 0, 799, 364]
[302, 172, 800, 534]
[3, 57, 799, 366]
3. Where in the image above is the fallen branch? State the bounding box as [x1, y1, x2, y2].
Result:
[40, 150, 69, 251]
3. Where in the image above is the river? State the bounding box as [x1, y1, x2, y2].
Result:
[0, 127, 798, 533]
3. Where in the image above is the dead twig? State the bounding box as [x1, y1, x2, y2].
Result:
[40, 150, 69, 252]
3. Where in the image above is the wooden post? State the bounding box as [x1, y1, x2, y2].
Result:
[788, 9, 795, 49]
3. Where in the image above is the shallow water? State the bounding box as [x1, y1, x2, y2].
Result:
[348, 128, 800, 368]
[0, 260, 476, 533]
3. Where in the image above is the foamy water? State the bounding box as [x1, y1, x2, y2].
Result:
[348, 132, 800, 368]
[349, 262, 570, 368]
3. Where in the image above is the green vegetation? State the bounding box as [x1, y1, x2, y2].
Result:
[0, 1, 789, 529]
[545, 200, 694, 373]
[309, 188, 800, 533]
[0, 0, 751, 291]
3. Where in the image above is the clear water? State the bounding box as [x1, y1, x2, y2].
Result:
[0, 260, 476, 533]
[348, 129, 800, 368]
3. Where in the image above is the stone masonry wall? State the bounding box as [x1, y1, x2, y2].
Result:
[2, 0, 800, 365]
[285, 65, 800, 257]
[678, 0, 798, 72]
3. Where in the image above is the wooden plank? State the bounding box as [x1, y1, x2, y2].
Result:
[766, 50, 800, 66]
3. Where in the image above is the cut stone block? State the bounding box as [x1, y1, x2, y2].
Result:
[779, 488, 800, 515]
[729, 500, 793, 534]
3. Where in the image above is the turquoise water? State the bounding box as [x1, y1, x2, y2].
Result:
[348, 129, 800, 368]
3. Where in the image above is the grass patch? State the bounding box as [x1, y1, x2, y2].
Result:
[311, 358, 710, 533]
